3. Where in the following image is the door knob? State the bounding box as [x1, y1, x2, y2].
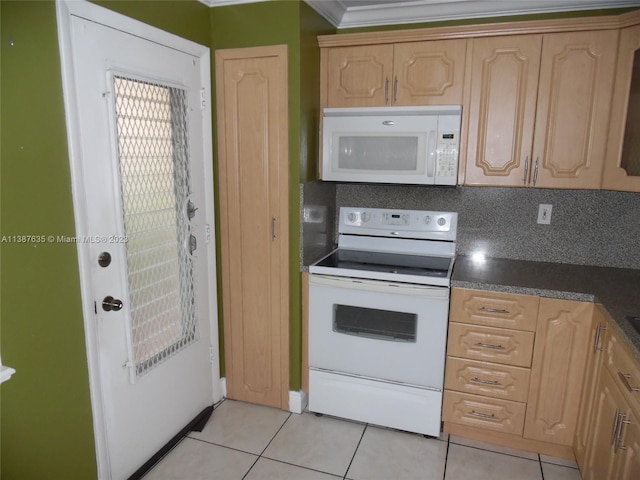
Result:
[102, 296, 123, 312]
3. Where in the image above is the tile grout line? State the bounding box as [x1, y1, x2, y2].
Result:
[538, 453, 546, 480]
[258, 411, 293, 457]
[187, 436, 261, 457]
[240, 455, 261, 480]
[241, 410, 292, 480]
[342, 423, 369, 480]
[448, 439, 541, 463]
[257, 456, 345, 479]
[442, 434, 450, 480]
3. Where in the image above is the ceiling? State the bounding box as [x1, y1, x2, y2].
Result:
[200, 0, 640, 28]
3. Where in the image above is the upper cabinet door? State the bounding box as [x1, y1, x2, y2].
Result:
[603, 24, 640, 192]
[464, 35, 542, 187]
[533, 31, 618, 189]
[393, 39, 467, 106]
[326, 45, 394, 107]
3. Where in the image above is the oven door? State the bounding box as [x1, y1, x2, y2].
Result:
[308, 274, 449, 389]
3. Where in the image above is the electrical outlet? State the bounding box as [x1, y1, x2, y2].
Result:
[537, 204, 552, 225]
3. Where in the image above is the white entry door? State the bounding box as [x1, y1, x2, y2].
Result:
[57, 2, 220, 479]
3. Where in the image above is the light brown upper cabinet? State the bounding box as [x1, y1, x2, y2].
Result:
[324, 40, 467, 107]
[465, 30, 618, 189]
[603, 24, 640, 192]
[465, 35, 542, 187]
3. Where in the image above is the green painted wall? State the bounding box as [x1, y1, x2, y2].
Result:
[210, 0, 332, 391]
[0, 1, 211, 479]
[1, 2, 97, 478]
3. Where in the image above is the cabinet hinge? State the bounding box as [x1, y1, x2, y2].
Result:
[200, 88, 206, 110]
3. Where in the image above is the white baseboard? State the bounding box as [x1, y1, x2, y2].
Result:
[289, 390, 308, 414]
[220, 377, 227, 398]
[218, 380, 307, 414]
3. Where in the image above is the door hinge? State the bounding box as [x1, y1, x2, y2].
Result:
[200, 88, 206, 110]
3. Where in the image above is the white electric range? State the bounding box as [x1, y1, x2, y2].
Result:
[308, 207, 457, 436]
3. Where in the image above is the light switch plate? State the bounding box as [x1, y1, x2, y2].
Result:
[537, 204, 552, 224]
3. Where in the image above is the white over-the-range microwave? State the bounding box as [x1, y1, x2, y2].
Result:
[321, 105, 462, 185]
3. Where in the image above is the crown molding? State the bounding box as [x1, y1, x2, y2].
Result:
[304, 0, 640, 29]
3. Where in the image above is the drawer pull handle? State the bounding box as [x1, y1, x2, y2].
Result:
[594, 323, 606, 352]
[616, 417, 631, 453]
[479, 307, 510, 314]
[618, 372, 640, 393]
[470, 377, 502, 386]
[611, 408, 621, 446]
[469, 410, 498, 420]
[475, 342, 506, 350]
[613, 409, 630, 453]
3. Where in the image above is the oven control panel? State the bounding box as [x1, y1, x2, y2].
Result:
[382, 212, 410, 226]
[340, 207, 457, 241]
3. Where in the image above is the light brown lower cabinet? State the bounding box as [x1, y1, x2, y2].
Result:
[444, 288, 593, 458]
[574, 305, 608, 467]
[576, 312, 640, 480]
[523, 299, 594, 446]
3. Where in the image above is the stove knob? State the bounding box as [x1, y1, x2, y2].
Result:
[361, 212, 371, 223]
[348, 212, 358, 223]
[424, 216, 432, 225]
[437, 217, 447, 226]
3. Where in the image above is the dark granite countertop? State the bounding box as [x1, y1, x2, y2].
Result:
[452, 255, 640, 362]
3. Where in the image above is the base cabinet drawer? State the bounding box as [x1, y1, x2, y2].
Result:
[445, 356, 531, 402]
[607, 331, 640, 415]
[443, 390, 526, 436]
[450, 288, 539, 332]
[447, 322, 535, 367]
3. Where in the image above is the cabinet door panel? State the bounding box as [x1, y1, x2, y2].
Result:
[616, 408, 640, 480]
[524, 299, 593, 446]
[393, 39, 466, 105]
[216, 46, 290, 409]
[606, 317, 640, 415]
[533, 30, 618, 189]
[465, 35, 542, 186]
[603, 24, 640, 192]
[574, 306, 607, 469]
[584, 368, 626, 480]
[326, 45, 394, 107]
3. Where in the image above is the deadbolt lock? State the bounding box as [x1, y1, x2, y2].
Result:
[102, 296, 123, 312]
[98, 252, 112, 267]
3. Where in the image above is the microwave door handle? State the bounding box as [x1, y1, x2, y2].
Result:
[427, 130, 436, 178]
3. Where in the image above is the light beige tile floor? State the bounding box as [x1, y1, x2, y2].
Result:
[143, 399, 583, 480]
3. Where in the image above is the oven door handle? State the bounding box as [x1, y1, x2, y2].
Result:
[309, 274, 448, 297]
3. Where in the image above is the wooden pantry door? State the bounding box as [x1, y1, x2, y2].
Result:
[215, 45, 290, 409]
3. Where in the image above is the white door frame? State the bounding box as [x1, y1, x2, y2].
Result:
[56, 1, 221, 477]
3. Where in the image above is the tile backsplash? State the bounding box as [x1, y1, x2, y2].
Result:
[330, 184, 640, 270]
[301, 181, 336, 267]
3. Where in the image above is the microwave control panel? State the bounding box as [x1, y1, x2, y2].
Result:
[436, 131, 459, 178]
